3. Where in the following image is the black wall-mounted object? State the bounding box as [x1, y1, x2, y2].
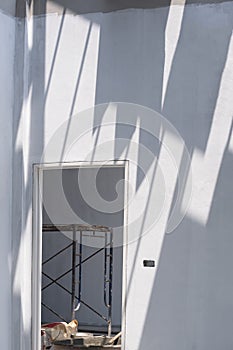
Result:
[143, 260, 155, 267]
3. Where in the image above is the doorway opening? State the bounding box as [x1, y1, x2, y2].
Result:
[33, 162, 127, 350]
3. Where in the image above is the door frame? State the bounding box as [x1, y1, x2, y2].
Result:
[32, 160, 128, 350]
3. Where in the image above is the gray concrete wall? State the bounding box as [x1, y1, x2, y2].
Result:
[3, 1, 233, 350]
[1, 0, 233, 17]
[33, 4, 233, 350]
[44, 0, 233, 15]
[0, 10, 15, 350]
[0, 0, 16, 16]
[42, 167, 124, 332]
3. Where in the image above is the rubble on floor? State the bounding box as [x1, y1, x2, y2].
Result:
[41, 321, 121, 350]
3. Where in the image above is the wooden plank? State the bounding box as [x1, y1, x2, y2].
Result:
[53, 346, 121, 350]
[42, 224, 111, 233]
[53, 335, 121, 349]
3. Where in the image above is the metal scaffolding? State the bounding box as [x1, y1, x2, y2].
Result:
[42, 224, 113, 337]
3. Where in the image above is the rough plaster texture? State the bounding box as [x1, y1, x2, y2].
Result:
[1, 2, 233, 350]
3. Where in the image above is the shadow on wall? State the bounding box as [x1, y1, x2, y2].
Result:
[82, 7, 233, 350]
[12, 1, 46, 349]
[11, 0, 233, 349]
[136, 5, 233, 350]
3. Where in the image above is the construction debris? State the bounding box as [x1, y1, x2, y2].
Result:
[41, 320, 78, 349]
[41, 321, 121, 349]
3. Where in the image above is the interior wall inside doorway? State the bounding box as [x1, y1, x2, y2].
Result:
[42, 166, 125, 333]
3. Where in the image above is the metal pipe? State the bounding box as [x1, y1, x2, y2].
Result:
[42, 270, 108, 321]
[42, 243, 73, 266]
[104, 233, 108, 308]
[42, 224, 114, 332]
[41, 302, 67, 322]
[108, 229, 113, 337]
[42, 244, 110, 291]
[71, 226, 77, 320]
[75, 230, 82, 311]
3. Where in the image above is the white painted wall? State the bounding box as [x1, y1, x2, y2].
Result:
[8, 2, 233, 350]
[0, 10, 15, 350]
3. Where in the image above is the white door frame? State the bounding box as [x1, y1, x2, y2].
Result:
[32, 160, 128, 350]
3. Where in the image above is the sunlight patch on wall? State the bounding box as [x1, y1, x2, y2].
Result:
[182, 34, 233, 225]
[126, 128, 185, 350]
[73, 21, 100, 114]
[44, 14, 100, 144]
[162, 1, 186, 109]
[228, 126, 233, 153]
